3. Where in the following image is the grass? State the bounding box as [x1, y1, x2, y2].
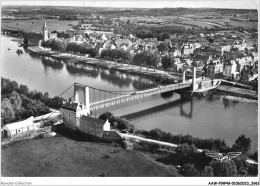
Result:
[226, 20, 257, 30]
[1, 129, 178, 177]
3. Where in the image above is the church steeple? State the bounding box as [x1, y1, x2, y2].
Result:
[43, 19, 47, 28]
[42, 20, 48, 42]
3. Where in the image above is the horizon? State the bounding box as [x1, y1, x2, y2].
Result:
[1, 0, 258, 10]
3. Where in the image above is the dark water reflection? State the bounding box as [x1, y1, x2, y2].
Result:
[66, 63, 99, 78]
[41, 57, 64, 71]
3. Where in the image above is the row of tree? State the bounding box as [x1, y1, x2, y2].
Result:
[172, 143, 257, 177]
[41, 39, 98, 57]
[1, 78, 64, 126]
[114, 24, 199, 39]
[100, 49, 132, 64]
[136, 127, 254, 154]
[132, 51, 161, 71]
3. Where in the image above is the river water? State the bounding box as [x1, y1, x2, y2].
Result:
[1, 35, 258, 151]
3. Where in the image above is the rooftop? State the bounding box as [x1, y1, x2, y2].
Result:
[60, 102, 80, 112]
[3, 116, 35, 131]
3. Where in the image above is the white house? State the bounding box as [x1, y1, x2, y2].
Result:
[2, 116, 38, 138]
[223, 59, 237, 79]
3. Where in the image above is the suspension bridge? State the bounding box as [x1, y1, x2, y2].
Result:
[43, 65, 223, 123]
[69, 80, 192, 116]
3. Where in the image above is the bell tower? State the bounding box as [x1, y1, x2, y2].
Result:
[42, 20, 48, 42]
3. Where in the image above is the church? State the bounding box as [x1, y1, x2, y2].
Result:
[27, 20, 56, 46]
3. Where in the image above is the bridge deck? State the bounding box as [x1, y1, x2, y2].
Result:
[90, 82, 191, 111]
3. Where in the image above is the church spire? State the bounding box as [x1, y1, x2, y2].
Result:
[42, 20, 48, 42]
[43, 19, 47, 28]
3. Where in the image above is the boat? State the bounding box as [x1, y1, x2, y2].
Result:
[16, 49, 23, 54]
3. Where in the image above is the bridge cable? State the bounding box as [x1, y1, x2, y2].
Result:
[39, 83, 85, 123]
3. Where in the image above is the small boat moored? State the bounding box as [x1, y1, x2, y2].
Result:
[16, 49, 23, 54]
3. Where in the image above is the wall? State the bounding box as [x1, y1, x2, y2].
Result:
[5, 125, 35, 138]
[103, 120, 110, 131]
[79, 118, 104, 138]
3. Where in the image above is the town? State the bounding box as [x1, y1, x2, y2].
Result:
[1, 4, 258, 179]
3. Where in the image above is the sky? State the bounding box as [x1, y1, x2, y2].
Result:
[1, 0, 258, 9]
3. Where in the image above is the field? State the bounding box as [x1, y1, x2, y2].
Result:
[1, 135, 179, 177]
[181, 20, 215, 28]
[1, 18, 79, 33]
[148, 22, 194, 29]
[227, 20, 258, 30]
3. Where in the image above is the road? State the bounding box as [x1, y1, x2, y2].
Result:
[119, 133, 203, 152]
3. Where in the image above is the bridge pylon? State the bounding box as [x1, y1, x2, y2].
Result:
[182, 66, 196, 91]
[74, 83, 90, 115]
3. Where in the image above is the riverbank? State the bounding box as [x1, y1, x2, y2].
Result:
[222, 95, 258, 103]
[27, 46, 178, 83]
[216, 85, 258, 100]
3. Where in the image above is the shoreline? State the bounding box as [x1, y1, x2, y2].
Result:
[222, 95, 258, 103]
[27, 46, 179, 84]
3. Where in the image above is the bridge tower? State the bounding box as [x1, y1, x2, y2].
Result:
[182, 66, 196, 91]
[74, 83, 90, 115]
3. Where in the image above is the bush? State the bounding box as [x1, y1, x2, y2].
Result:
[180, 164, 198, 176]
[247, 164, 258, 176]
[210, 160, 237, 177]
[99, 112, 113, 121]
[99, 112, 135, 132]
[201, 166, 214, 177]
[174, 143, 198, 165]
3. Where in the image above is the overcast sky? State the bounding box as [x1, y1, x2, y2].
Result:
[1, 0, 258, 9]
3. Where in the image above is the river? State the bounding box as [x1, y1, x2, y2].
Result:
[0, 35, 258, 151]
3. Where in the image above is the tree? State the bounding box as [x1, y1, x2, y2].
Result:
[247, 164, 258, 176]
[114, 118, 130, 130]
[148, 128, 163, 140]
[175, 143, 198, 165]
[1, 78, 19, 95]
[145, 52, 160, 71]
[47, 96, 64, 109]
[180, 163, 198, 176]
[201, 166, 214, 177]
[161, 56, 174, 69]
[99, 112, 113, 121]
[162, 32, 170, 40]
[210, 160, 237, 177]
[132, 52, 145, 68]
[1, 98, 16, 125]
[233, 155, 248, 176]
[19, 84, 29, 95]
[9, 91, 22, 112]
[232, 135, 251, 153]
[157, 42, 169, 52]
